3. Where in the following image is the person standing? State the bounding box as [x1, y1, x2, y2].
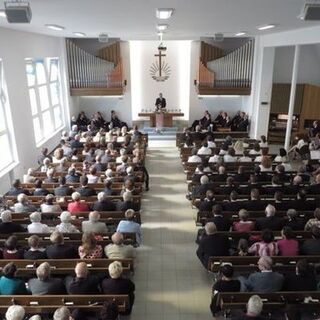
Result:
[155, 93, 166, 110]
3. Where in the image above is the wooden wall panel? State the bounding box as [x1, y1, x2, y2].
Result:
[200, 41, 224, 66]
[270, 83, 305, 114]
[299, 84, 320, 132]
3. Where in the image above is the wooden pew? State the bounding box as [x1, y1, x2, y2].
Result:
[0, 259, 134, 276]
[0, 295, 129, 313]
[207, 255, 320, 273]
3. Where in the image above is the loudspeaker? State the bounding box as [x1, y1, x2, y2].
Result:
[5, 1, 32, 23]
[214, 33, 224, 42]
[301, 3, 320, 20]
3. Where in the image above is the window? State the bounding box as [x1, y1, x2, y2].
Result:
[0, 59, 18, 175]
[25, 58, 64, 145]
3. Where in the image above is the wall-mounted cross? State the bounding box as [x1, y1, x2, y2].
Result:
[154, 50, 166, 77]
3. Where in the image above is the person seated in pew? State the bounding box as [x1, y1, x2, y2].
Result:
[23, 168, 36, 184]
[259, 156, 272, 172]
[3, 235, 24, 259]
[0, 262, 29, 295]
[296, 165, 310, 182]
[301, 225, 320, 255]
[102, 261, 135, 315]
[28, 262, 65, 295]
[11, 193, 36, 213]
[44, 167, 58, 184]
[102, 179, 114, 196]
[210, 264, 241, 316]
[46, 231, 78, 259]
[219, 143, 229, 156]
[283, 259, 317, 291]
[231, 295, 266, 320]
[234, 238, 252, 256]
[198, 190, 216, 212]
[277, 226, 299, 256]
[78, 232, 103, 259]
[40, 157, 52, 173]
[224, 148, 237, 162]
[82, 211, 108, 234]
[33, 179, 50, 196]
[253, 165, 270, 183]
[86, 166, 101, 184]
[262, 175, 283, 196]
[28, 212, 50, 234]
[233, 140, 245, 155]
[196, 222, 230, 269]
[5, 179, 30, 196]
[294, 189, 317, 211]
[192, 165, 205, 183]
[67, 192, 90, 214]
[70, 133, 83, 149]
[192, 175, 210, 198]
[0, 210, 26, 234]
[304, 208, 320, 231]
[5, 305, 26, 320]
[244, 189, 267, 211]
[56, 211, 80, 233]
[65, 262, 101, 295]
[65, 167, 81, 185]
[273, 191, 289, 211]
[37, 147, 51, 166]
[255, 204, 284, 231]
[117, 209, 142, 246]
[52, 148, 65, 164]
[116, 155, 129, 174]
[241, 256, 284, 292]
[274, 164, 291, 183]
[233, 209, 255, 232]
[55, 157, 69, 175]
[116, 191, 139, 212]
[207, 135, 216, 148]
[254, 147, 268, 163]
[285, 209, 305, 231]
[284, 175, 303, 195]
[124, 166, 139, 184]
[188, 147, 202, 163]
[236, 112, 249, 132]
[104, 232, 135, 260]
[75, 175, 96, 197]
[222, 191, 246, 212]
[24, 235, 47, 260]
[216, 176, 238, 195]
[116, 148, 127, 164]
[134, 160, 150, 192]
[191, 110, 212, 131]
[40, 194, 62, 213]
[249, 143, 261, 156]
[234, 166, 249, 184]
[248, 229, 278, 257]
[308, 173, 320, 194]
[93, 192, 116, 212]
[197, 142, 212, 155]
[209, 148, 221, 163]
[238, 150, 252, 162]
[259, 135, 268, 148]
[54, 176, 73, 197]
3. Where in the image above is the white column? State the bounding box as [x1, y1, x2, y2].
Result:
[285, 45, 300, 150]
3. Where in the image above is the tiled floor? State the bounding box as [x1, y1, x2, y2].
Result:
[130, 142, 213, 320]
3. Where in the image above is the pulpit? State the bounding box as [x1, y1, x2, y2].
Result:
[138, 111, 184, 127]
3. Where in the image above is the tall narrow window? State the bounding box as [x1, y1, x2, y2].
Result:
[0, 59, 18, 175]
[25, 58, 65, 145]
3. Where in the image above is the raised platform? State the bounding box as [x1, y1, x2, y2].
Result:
[142, 127, 178, 141]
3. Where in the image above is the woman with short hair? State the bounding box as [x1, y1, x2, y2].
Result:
[0, 262, 28, 294]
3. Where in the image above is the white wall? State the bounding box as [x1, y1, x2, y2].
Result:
[188, 41, 250, 125]
[0, 27, 68, 193]
[130, 40, 191, 121]
[76, 42, 132, 126]
[273, 44, 320, 85]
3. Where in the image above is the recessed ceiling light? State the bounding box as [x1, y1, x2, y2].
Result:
[257, 24, 275, 31]
[45, 24, 65, 31]
[235, 32, 247, 36]
[156, 8, 174, 19]
[157, 24, 168, 31]
[73, 32, 86, 37]
[0, 10, 6, 18]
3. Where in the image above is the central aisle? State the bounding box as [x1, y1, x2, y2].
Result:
[131, 144, 213, 320]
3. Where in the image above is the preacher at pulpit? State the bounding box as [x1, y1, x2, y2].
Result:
[155, 93, 166, 110]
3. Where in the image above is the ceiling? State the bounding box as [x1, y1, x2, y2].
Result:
[0, 0, 319, 40]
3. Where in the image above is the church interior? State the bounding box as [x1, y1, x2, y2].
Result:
[0, 0, 320, 319]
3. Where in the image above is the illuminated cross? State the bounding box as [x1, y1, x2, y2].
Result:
[154, 50, 166, 77]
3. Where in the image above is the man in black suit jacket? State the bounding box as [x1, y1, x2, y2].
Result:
[244, 189, 267, 211]
[76, 176, 96, 197]
[46, 231, 78, 259]
[301, 226, 320, 255]
[5, 179, 30, 196]
[207, 205, 231, 231]
[0, 210, 26, 234]
[255, 204, 284, 231]
[222, 191, 246, 212]
[54, 176, 73, 196]
[196, 222, 230, 269]
[192, 175, 210, 198]
[308, 174, 320, 194]
[155, 93, 166, 109]
[93, 192, 116, 212]
[65, 262, 101, 294]
[33, 179, 50, 196]
[284, 209, 305, 231]
[198, 190, 215, 212]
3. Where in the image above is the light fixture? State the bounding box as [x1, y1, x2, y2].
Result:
[45, 24, 65, 31]
[257, 24, 275, 31]
[0, 10, 6, 18]
[235, 31, 247, 36]
[157, 24, 168, 31]
[73, 32, 86, 37]
[156, 8, 174, 19]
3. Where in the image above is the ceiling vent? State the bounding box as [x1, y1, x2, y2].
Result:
[300, 2, 320, 20]
[4, 1, 32, 23]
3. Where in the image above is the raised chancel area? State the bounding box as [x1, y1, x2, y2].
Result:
[1, 1, 320, 319]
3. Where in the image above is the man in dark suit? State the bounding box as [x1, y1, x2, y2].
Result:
[33, 179, 50, 196]
[192, 175, 210, 198]
[293, 189, 318, 211]
[155, 93, 166, 109]
[284, 209, 305, 231]
[46, 231, 78, 259]
[301, 226, 320, 255]
[65, 168, 81, 183]
[5, 179, 30, 196]
[76, 176, 96, 197]
[273, 191, 291, 211]
[207, 205, 231, 231]
[196, 222, 230, 268]
[308, 173, 320, 194]
[54, 176, 73, 196]
[255, 204, 284, 231]
[0, 210, 26, 234]
[65, 262, 101, 294]
[216, 177, 238, 195]
[243, 256, 284, 292]
[93, 192, 116, 212]
[234, 166, 249, 184]
[70, 134, 83, 149]
[244, 189, 267, 211]
[116, 192, 139, 212]
[198, 190, 215, 212]
[222, 191, 246, 212]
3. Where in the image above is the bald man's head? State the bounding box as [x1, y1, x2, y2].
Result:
[75, 262, 88, 278]
[111, 232, 124, 245]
